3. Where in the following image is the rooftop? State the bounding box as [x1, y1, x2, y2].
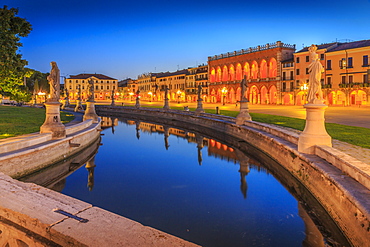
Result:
[68, 73, 117, 80]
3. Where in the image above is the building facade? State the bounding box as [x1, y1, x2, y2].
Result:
[65, 74, 118, 100]
[207, 41, 296, 105]
[294, 40, 370, 106]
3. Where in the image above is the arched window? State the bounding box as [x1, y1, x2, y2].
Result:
[236, 63, 242, 80]
[269, 58, 277, 78]
[222, 65, 228, 81]
[243, 63, 250, 79]
[260, 60, 267, 78]
[229, 65, 235, 81]
[210, 68, 216, 82]
[216, 67, 222, 82]
[251, 61, 258, 79]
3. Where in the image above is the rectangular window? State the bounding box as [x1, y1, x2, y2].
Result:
[290, 71, 293, 80]
[95, 86, 98, 90]
[342, 76, 346, 84]
[296, 57, 300, 63]
[320, 54, 324, 60]
[296, 69, 300, 75]
[327, 77, 331, 85]
[107, 86, 109, 90]
[306, 68, 309, 74]
[327, 60, 332, 70]
[363, 55, 369, 66]
[364, 74, 368, 83]
[290, 81, 294, 90]
[282, 72, 286, 80]
[348, 57, 353, 68]
[282, 82, 286, 91]
[349, 75, 353, 83]
[306, 56, 309, 62]
[101, 86, 103, 89]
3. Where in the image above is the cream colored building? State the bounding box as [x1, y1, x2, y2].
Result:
[65, 74, 118, 100]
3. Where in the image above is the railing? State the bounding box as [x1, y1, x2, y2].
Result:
[208, 41, 296, 61]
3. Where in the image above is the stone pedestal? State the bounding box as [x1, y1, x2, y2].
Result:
[195, 98, 204, 115]
[163, 98, 170, 110]
[74, 99, 83, 112]
[40, 102, 66, 139]
[298, 103, 332, 154]
[83, 101, 99, 123]
[235, 100, 252, 125]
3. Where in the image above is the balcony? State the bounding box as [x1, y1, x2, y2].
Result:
[339, 82, 370, 88]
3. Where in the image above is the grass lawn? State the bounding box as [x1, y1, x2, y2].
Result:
[0, 106, 75, 139]
[1, 105, 369, 149]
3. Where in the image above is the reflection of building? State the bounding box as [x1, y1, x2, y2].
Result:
[208, 41, 296, 104]
[294, 40, 370, 106]
[100, 117, 118, 128]
[65, 74, 118, 100]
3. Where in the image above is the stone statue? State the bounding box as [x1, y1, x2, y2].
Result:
[307, 45, 324, 104]
[197, 84, 202, 99]
[164, 86, 169, 99]
[47, 61, 60, 101]
[241, 75, 248, 101]
[87, 79, 95, 101]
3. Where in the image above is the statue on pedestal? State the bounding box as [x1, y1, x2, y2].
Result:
[47, 61, 60, 102]
[307, 45, 324, 104]
[87, 79, 95, 102]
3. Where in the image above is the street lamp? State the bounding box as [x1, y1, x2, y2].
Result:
[300, 83, 308, 104]
[221, 87, 228, 105]
[177, 90, 181, 104]
[37, 91, 46, 103]
[148, 91, 153, 102]
[129, 92, 134, 101]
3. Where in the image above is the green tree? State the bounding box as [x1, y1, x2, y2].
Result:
[0, 5, 32, 101]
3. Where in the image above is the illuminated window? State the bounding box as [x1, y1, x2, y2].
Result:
[243, 63, 250, 79]
[222, 66, 228, 81]
[216, 67, 222, 82]
[269, 58, 277, 77]
[251, 61, 258, 79]
[260, 60, 267, 78]
[229, 65, 235, 81]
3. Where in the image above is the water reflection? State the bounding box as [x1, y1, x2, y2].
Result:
[18, 136, 100, 192]
[15, 116, 349, 247]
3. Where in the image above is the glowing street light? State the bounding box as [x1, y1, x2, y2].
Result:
[148, 91, 153, 102]
[129, 92, 134, 101]
[177, 90, 182, 104]
[300, 83, 308, 103]
[221, 87, 228, 105]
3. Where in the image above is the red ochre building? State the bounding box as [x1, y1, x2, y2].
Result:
[207, 41, 296, 104]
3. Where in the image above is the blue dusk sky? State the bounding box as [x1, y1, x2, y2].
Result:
[4, 0, 370, 81]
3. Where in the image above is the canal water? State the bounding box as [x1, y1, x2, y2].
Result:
[21, 116, 349, 247]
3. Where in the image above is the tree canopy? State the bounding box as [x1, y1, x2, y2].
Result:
[0, 5, 32, 101]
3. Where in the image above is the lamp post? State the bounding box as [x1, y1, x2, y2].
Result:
[177, 90, 181, 104]
[37, 92, 46, 104]
[221, 87, 228, 105]
[129, 92, 134, 102]
[300, 83, 308, 104]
